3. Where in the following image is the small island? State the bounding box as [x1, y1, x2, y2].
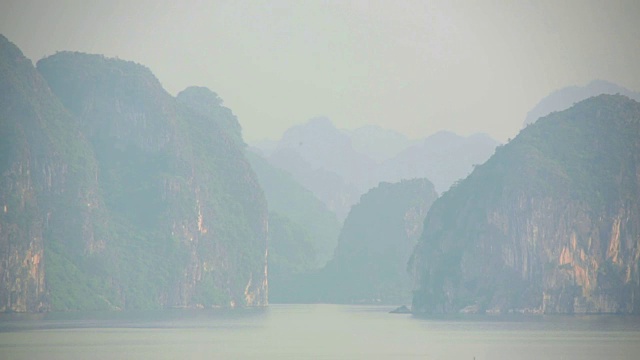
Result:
[390, 305, 412, 314]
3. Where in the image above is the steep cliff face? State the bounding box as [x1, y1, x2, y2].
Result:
[11, 52, 267, 311]
[0, 36, 101, 312]
[319, 179, 437, 304]
[176, 86, 268, 307]
[411, 95, 640, 314]
[246, 151, 340, 267]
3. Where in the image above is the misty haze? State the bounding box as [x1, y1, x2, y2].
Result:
[1, 1, 640, 359]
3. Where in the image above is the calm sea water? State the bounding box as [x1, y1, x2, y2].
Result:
[1, 304, 639, 360]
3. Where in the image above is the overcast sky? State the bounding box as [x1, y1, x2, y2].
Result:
[1, 0, 639, 142]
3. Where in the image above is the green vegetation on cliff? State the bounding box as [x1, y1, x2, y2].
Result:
[1, 35, 99, 312]
[0, 36, 269, 312]
[40, 52, 268, 310]
[288, 179, 437, 304]
[247, 151, 340, 266]
[324, 179, 437, 304]
[266, 212, 317, 302]
[246, 151, 341, 302]
[412, 95, 640, 314]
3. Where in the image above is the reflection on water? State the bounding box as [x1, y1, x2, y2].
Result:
[1, 304, 640, 360]
[0, 307, 269, 331]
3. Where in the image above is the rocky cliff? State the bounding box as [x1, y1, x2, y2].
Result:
[0, 35, 101, 312]
[246, 151, 340, 267]
[319, 178, 437, 304]
[1, 36, 268, 311]
[37, 53, 268, 310]
[411, 95, 640, 314]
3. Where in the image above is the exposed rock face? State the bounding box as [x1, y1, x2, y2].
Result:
[246, 151, 340, 268]
[37, 53, 268, 309]
[1, 36, 268, 311]
[0, 35, 100, 312]
[411, 95, 640, 314]
[175, 86, 268, 307]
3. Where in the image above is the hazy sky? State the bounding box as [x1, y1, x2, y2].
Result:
[1, 0, 639, 142]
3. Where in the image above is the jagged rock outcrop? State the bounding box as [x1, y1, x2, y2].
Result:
[1, 35, 268, 311]
[0, 35, 101, 312]
[37, 53, 268, 310]
[411, 95, 640, 314]
[175, 86, 269, 307]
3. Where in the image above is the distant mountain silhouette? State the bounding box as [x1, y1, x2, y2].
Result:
[261, 118, 376, 220]
[345, 124, 415, 162]
[523, 80, 640, 126]
[252, 120, 499, 220]
[0, 35, 269, 312]
[246, 151, 340, 267]
[413, 94, 640, 315]
[318, 179, 438, 304]
[377, 131, 499, 194]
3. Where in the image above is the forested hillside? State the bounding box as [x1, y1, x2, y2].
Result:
[412, 95, 640, 314]
[0, 35, 269, 311]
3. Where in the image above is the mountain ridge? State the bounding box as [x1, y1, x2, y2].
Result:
[1, 35, 269, 311]
[412, 94, 640, 314]
[252, 119, 499, 219]
[524, 80, 640, 126]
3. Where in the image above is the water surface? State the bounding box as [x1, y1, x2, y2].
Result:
[1, 304, 639, 359]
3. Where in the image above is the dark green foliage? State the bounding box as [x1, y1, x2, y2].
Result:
[412, 95, 640, 314]
[93, 137, 170, 229]
[0, 35, 102, 312]
[192, 272, 231, 307]
[0, 40, 268, 311]
[317, 179, 437, 304]
[246, 151, 341, 267]
[176, 86, 244, 147]
[267, 212, 317, 302]
[246, 151, 341, 302]
[268, 212, 315, 275]
[175, 91, 268, 290]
